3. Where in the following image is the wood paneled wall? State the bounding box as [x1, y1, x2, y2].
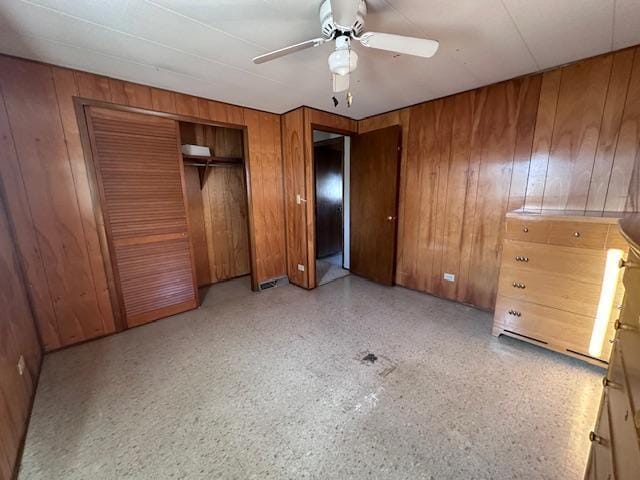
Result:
[281, 108, 307, 287]
[281, 107, 357, 288]
[0, 191, 41, 480]
[359, 45, 640, 310]
[0, 53, 286, 350]
[244, 109, 287, 284]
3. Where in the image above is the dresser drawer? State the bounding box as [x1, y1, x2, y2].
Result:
[622, 250, 640, 292]
[616, 298, 640, 420]
[505, 216, 550, 243]
[498, 266, 603, 317]
[494, 295, 614, 360]
[586, 393, 614, 480]
[620, 289, 640, 332]
[547, 220, 609, 249]
[501, 240, 608, 285]
[606, 343, 640, 479]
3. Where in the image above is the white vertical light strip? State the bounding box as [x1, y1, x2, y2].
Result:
[343, 136, 350, 270]
[589, 248, 624, 358]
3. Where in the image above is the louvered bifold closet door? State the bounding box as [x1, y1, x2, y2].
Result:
[87, 107, 198, 327]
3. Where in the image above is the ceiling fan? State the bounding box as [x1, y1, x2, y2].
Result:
[252, 0, 439, 98]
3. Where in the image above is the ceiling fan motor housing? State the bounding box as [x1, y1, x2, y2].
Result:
[320, 0, 367, 38]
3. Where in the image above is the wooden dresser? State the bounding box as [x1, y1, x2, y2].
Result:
[584, 216, 640, 479]
[492, 210, 627, 365]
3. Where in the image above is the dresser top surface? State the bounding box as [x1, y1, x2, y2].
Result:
[507, 209, 624, 224]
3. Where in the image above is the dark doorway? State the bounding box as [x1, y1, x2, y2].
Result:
[315, 137, 343, 258]
[313, 131, 350, 286]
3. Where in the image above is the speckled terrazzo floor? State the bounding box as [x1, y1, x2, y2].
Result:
[19, 276, 602, 479]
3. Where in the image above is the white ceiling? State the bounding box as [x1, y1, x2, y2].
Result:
[1, 0, 639, 119]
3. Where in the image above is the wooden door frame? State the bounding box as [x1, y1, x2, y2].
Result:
[73, 97, 258, 333]
[306, 122, 357, 289]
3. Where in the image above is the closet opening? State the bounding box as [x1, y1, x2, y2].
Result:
[313, 129, 351, 286]
[179, 121, 252, 301]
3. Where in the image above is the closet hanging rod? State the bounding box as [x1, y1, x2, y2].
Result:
[182, 154, 243, 162]
[184, 162, 241, 168]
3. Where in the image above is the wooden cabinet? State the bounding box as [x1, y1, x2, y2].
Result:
[584, 222, 640, 480]
[493, 211, 626, 365]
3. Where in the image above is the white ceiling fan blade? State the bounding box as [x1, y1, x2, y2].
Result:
[332, 73, 350, 93]
[330, 0, 360, 29]
[358, 32, 439, 58]
[253, 38, 326, 64]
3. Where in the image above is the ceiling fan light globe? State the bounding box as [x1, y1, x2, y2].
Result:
[328, 48, 358, 76]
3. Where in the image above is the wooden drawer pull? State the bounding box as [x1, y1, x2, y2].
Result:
[514, 256, 529, 262]
[511, 282, 526, 289]
[614, 319, 637, 332]
[589, 431, 603, 444]
[619, 258, 640, 269]
[508, 309, 522, 317]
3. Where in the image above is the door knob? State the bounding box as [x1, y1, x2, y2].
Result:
[387, 216, 396, 221]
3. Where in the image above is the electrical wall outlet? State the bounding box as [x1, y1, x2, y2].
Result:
[443, 273, 455, 282]
[297, 264, 305, 272]
[17, 355, 26, 376]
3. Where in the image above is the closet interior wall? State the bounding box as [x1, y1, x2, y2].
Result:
[180, 122, 251, 287]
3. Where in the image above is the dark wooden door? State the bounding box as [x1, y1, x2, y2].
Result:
[350, 126, 402, 285]
[314, 139, 344, 259]
[86, 107, 198, 328]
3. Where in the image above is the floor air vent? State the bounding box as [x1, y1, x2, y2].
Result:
[258, 277, 288, 291]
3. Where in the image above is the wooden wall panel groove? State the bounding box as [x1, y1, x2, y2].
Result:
[51, 67, 116, 337]
[198, 99, 245, 126]
[0, 57, 116, 349]
[585, 49, 635, 211]
[466, 79, 535, 308]
[0, 79, 58, 350]
[524, 69, 562, 210]
[507, 75, 543, 211]
[0, 188, 41, 480]
[175, 93, 199, 117]
[108, 79, 153, 109]
[439, 92, 476, 301]
[244, 109, 286, 284]
[150, 88, 177, 113]
[361, 46, 640, 311]
[605, 47, 640, 212]
[75, 71, 111, 101]
[541, 54, 613, 210]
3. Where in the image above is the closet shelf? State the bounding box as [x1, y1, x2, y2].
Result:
[182, 154, 243, 164]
